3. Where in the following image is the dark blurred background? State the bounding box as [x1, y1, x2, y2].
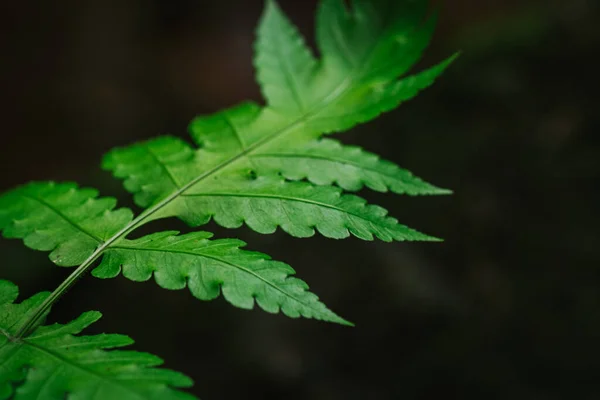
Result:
[1, 0, 599, 398]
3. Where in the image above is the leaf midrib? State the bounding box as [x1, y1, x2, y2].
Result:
[180, 191, 395, 229]
[109, 245, 323, 316]
[143, 146, 182, 189]
[21, 194, 103, 243]
[251, 152, 407, 181]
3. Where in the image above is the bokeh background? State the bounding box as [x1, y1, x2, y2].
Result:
[1, 0, 599, 398]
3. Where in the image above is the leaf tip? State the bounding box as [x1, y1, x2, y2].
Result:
[429, 186, 453, 196]
[260, 0, 280, 22]
[337, 318, 355, 327]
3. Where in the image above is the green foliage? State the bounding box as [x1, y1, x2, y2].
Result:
[94, 231, 352, 325]
[0, 280, 194, 400]
[0, 182, 132, 267]
[0, 0, 455, 397]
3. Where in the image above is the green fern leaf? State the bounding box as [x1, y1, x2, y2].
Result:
[0, 1, 456, 397]
[250, 138, 451, 195]
[104, 135, 439, 241]
[0, 182, 345, 324]
[315, 0, 436, 83]
[93, 231, 351, 325]
[0, 182, 132, 267]
[165, 174, 436, 241]
[103, 0, 455, 241]
[255, 0, 318, 114]
[0, 0, 455, 336]
[0, 280, 196, 400]
[255, 0, 454, 130]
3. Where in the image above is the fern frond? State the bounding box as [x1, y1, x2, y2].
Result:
[0, 1, 456, 397]
[103, 0, 455, 242]
[250, 138, 451, 195]
[0, 0, 455, 334]
[256, 0, 454, 130]
[0, 183, 346, 324]
[255, 0, 318, 115]
[93, 231, 351, 325]
[315, 0, 436, 83]
[0, 280, 196, 400]
[0, 182, 132, 267]
[166, 174, 437, 241]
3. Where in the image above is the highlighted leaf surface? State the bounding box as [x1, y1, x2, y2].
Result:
[95, 231, 350, 325]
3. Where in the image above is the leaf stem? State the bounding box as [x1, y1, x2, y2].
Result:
[14, 246, 105, 337]
[13, 209, 151, 338]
